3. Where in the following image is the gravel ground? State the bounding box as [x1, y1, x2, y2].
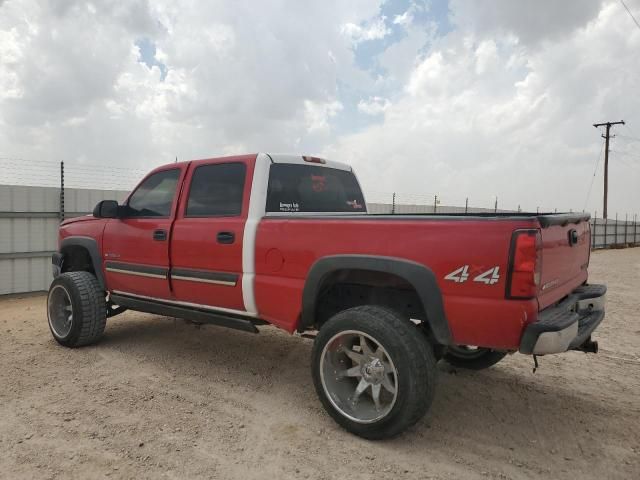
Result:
[1, 248, 639, 480]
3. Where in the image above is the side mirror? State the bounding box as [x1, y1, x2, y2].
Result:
[93, 200, 120, 219]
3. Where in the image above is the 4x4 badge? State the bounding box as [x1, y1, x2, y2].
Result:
[445, 265, 500, 285]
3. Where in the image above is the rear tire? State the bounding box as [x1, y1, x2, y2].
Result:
[47, 271, 107, 347]
[311, 306, 437, 439]
[443, 345, 506, 370]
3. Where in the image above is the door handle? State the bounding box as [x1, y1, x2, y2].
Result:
[217, 231, 235, 244]
[153, 229, 167, 241]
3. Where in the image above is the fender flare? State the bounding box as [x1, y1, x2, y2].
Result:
[299, 254, 452, 345]
[59, 236, 106, 290]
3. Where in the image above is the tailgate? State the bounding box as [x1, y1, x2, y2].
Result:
[537, 214, 591, 309]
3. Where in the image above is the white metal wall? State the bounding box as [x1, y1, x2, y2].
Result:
[1, 186, 636, 295]
[0, 185, 128, 295]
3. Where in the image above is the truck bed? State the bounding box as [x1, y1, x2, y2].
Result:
[254, 211, 591, 349]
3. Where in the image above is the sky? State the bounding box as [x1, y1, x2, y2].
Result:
[1, 0, 639, 214]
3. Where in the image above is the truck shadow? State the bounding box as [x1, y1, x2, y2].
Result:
[99, 314, 621, 464]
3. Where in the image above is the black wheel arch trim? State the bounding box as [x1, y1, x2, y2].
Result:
[58, 236, 106, 290]
[299, 254, 452, 345]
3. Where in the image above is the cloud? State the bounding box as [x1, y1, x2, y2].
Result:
[0, 27, 23, 99]
[357, 96, 391, 115]
[449, 0, 604, 46]
[393, 10, 414, 27]
[327, 1, 640, 213]
[392, 1, 430, 28]
[304, 99, 343, 133]
[474, 40, 498, 75]
[0, 0, 383, 167]
[1, 0, 639, 215]
[341, 16, 391, 44]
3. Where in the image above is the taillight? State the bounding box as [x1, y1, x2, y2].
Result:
[506, 229, 542, 299]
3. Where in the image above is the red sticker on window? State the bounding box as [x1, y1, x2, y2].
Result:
[311, 175, 326, 192]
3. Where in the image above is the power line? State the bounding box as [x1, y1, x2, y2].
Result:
[617, 133, 640, 142]
[0, 156, 150, 173]
[620, 0, 640, 31]
[624, 123, 640, 139]
[583, 141, 605, 211]
[611, 149, 640, 160]
[610, 152, 640, 172]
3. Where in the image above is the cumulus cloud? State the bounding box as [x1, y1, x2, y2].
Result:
[304, 99, 343, 133]
[341, 16, 391, 44]
[0, 27, 23, 99]
[393, 10, 414, 27]
[1, 0, 639, 215]
[357, 96, 391, 115]
[393, 1, 429, 28]
[0, 0, 382, 167]
[449, 0, 604, 46]
[328, 1, 640, 213]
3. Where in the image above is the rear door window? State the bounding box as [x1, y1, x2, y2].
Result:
[266, 164, 366, 213]
[186, 163, 246, 217]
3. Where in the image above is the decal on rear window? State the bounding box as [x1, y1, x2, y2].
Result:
[279, 201, 300, 213]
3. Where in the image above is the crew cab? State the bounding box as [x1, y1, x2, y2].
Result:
[47, 153, 606, 439]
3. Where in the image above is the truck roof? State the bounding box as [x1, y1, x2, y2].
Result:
[150, 153, 352, 174]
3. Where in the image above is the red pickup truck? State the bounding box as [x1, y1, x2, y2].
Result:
[48, 153, 606, 439]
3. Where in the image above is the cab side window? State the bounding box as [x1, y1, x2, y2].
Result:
[186, 163, 246, 217]
[127, 169, 180, 217]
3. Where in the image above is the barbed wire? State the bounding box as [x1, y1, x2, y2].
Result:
[0, 157, 635, 217]
[0, 157, 147, 191]
[363, 189, 573, 214]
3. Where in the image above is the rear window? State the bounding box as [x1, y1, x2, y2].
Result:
[266, 164, 366, 213]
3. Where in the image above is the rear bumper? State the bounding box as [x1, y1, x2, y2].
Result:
[519, 284, 606, 355]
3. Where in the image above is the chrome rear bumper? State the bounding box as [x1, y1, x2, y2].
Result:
[519, 284, 606, 355]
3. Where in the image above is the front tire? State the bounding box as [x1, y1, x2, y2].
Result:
[443, 345, 507, 370]
[311, 306, 437, 439]
[47, 271, 107, 347]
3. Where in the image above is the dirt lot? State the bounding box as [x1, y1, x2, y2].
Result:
[1, 249, 639, 480]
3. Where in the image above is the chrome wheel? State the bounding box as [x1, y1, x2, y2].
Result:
[48, 285, 73, 338]
[319, 330, 398, 424]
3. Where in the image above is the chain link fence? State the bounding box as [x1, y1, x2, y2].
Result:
[591, 216, 640, 249]
[1, 157, 638, 254]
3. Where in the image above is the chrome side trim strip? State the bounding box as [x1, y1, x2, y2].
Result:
[111, 290, 256, 318]
[106, 268, 167, 279]
[171, 275, 236, 287]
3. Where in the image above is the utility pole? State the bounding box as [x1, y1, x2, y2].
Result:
[59, 161, 65, 222]
[593, 120, 625, 219]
